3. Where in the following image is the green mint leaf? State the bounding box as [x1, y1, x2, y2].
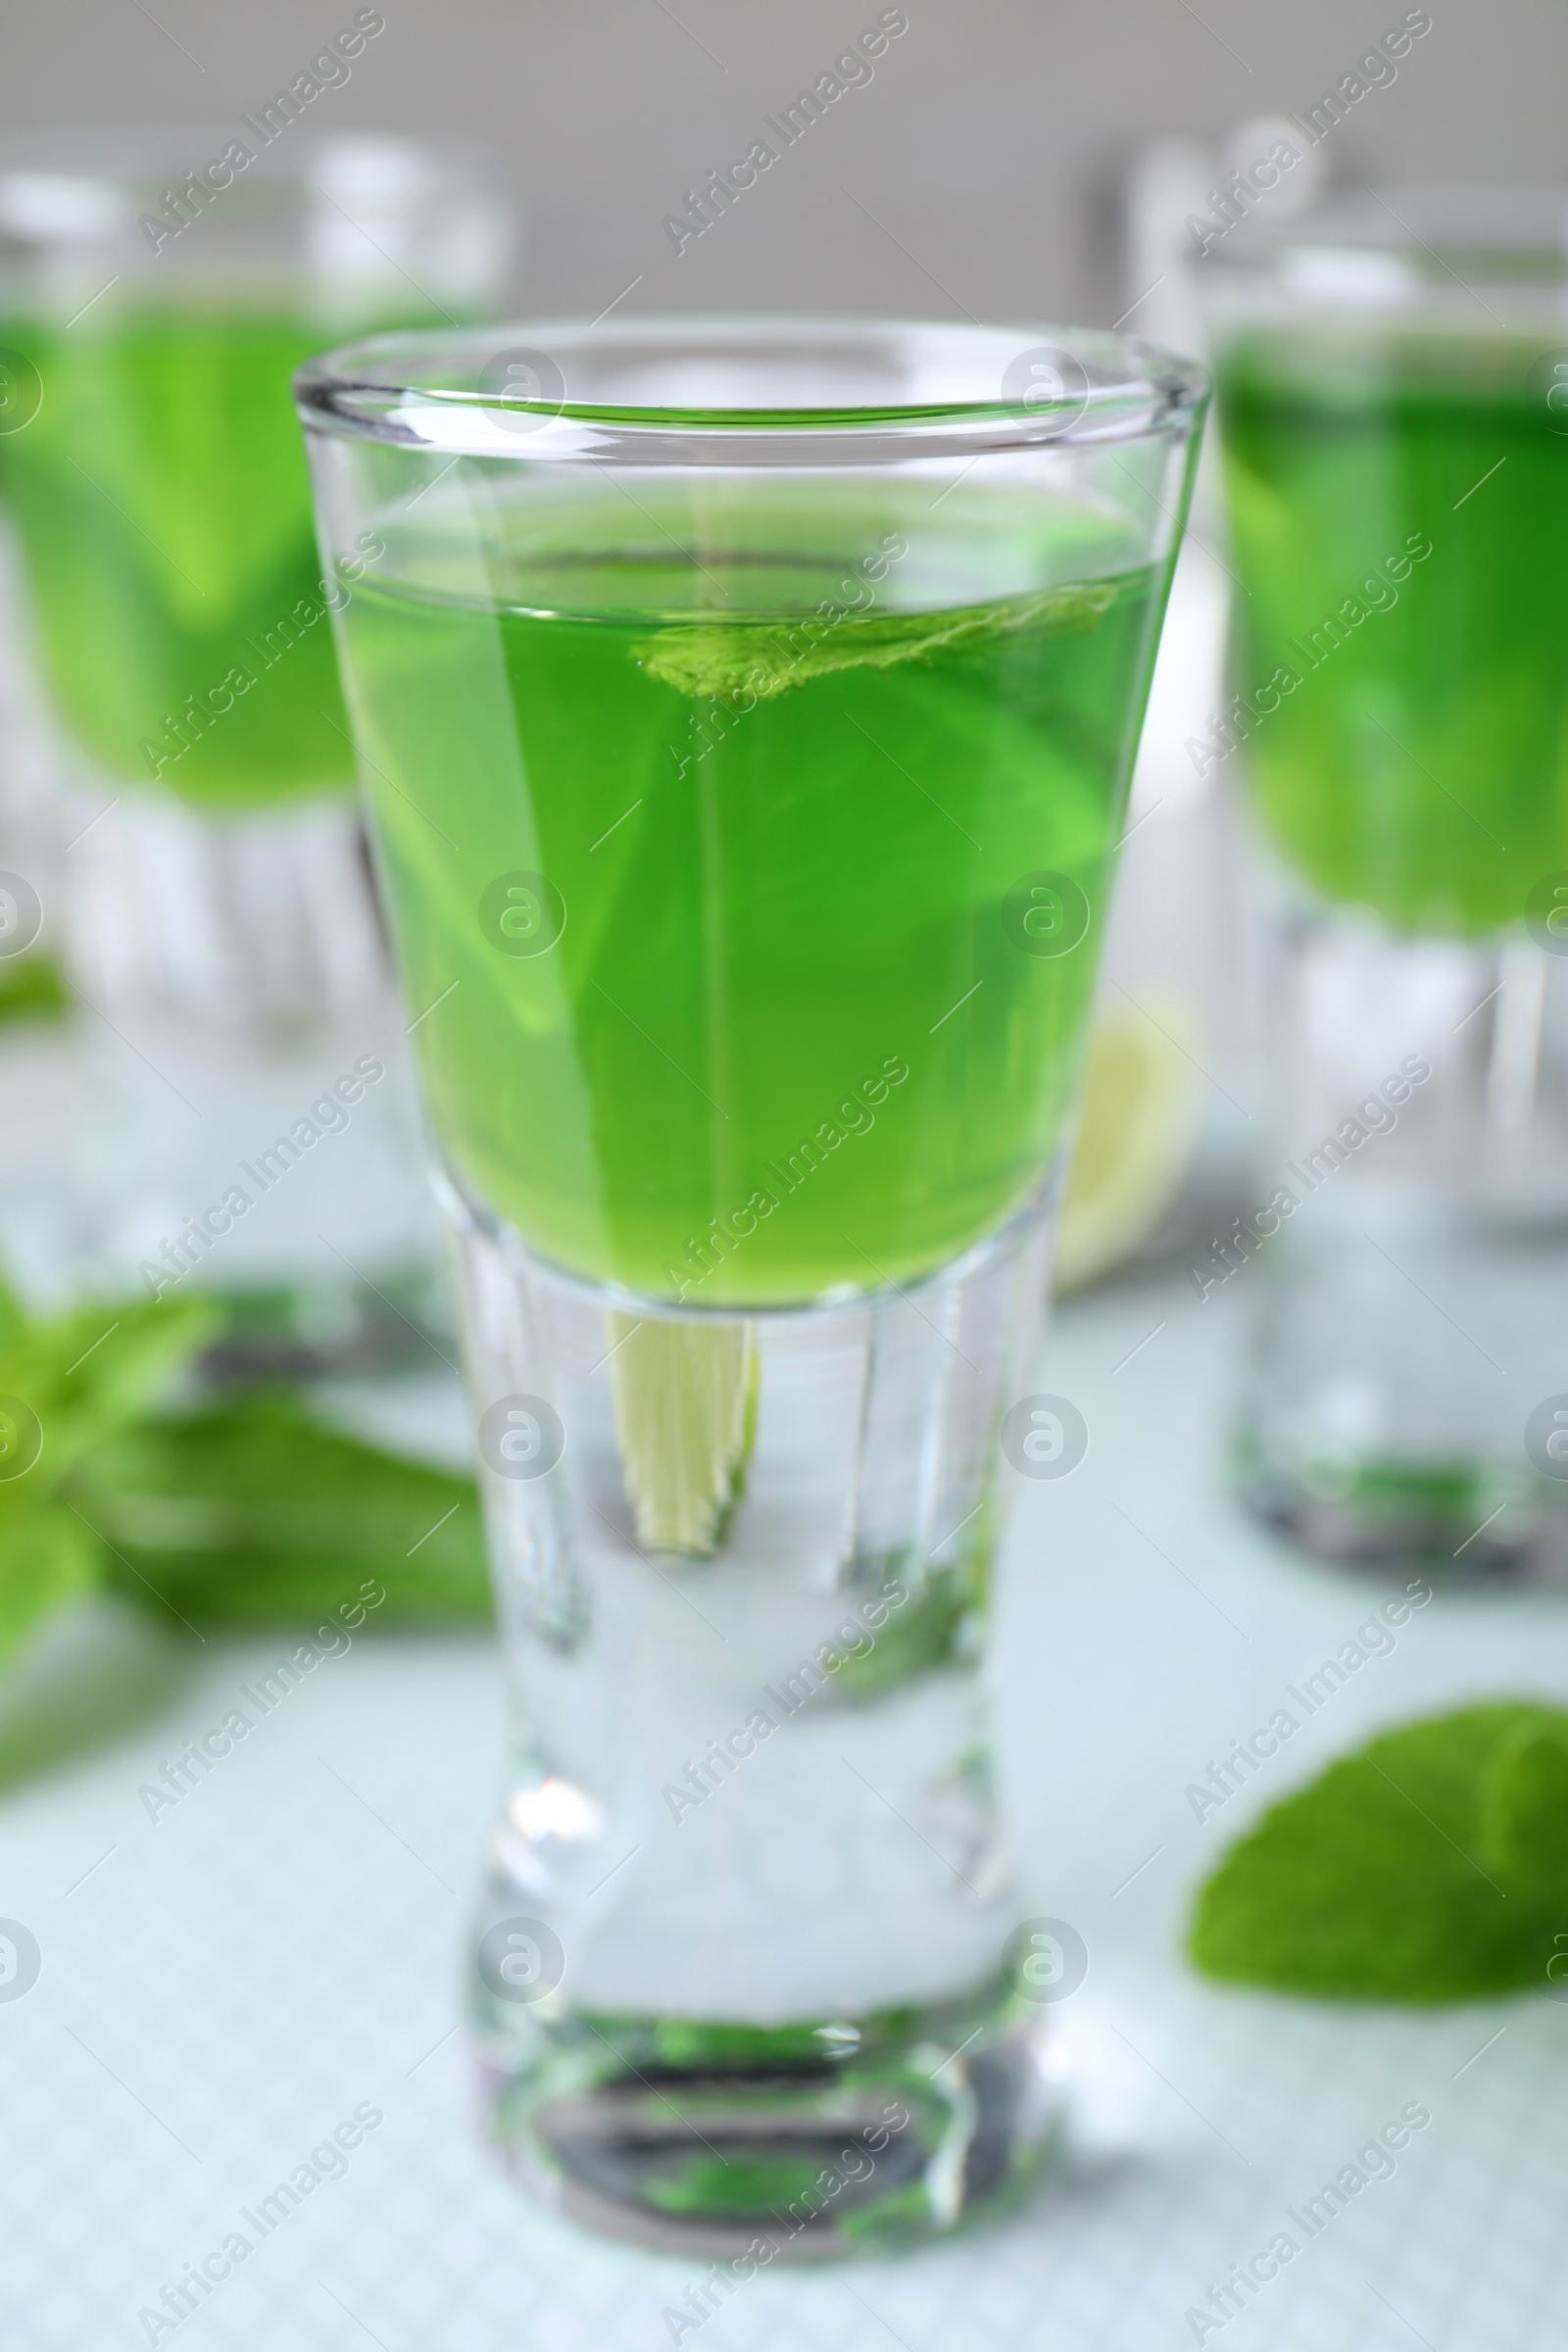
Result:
[0, 953, 68, 1025]
[1478, 1718, 1568, 1883]
[0, 1272, 26, 1357]
[0, 1289, 217, 1671]
[1190, 1704, 1568, 2004]
[82, 1389, 491, 1628]
[1, 1292, 219, 1475]
[0, 1508, 101, 1665]
[634, 581, 1118, 705]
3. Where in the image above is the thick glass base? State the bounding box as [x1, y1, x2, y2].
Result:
[442, 1173, 1064, 2251]
[1238, 1209, 1568, 1579]
[191, 1265, 450, 1386]
[1231, 886, 1568, 1576]
[476, 1981, 1063, 2258]
[1239, 1440, 1559, 1578]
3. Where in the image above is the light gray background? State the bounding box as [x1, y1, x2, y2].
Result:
[4, 0, 1565, 323]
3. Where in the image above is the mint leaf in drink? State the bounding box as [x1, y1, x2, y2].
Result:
[82, 1389, 491, 1628]
[1190, 1704, 1568, 2004]
[635, 581, 1117, 704]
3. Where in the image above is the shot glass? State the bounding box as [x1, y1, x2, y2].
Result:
[297, 318, 1205, 2251]
[0, 129, 507, 1361]
[1200, 189, 1568, 1572]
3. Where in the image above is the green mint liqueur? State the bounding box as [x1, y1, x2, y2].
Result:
[2, 310, 393, 806]
[1215, 331, 1568, 936]
[335, 486, 1167, 1304]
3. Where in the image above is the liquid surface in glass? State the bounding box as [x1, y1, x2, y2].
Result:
[1216, 326, 1568, 935]
[334, 481, 1167, 1304]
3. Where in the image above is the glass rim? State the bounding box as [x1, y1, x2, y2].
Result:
[292, 316, 1209, 462]
[0, 127, 494, 243]
[1203, 183, 1568, 287]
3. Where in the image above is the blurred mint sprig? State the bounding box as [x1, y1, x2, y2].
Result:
[0, 951, 67, 1025]
[86, 1389, 491, 1630]
[0, 1278, 219, 1667]
[0, 1274, 489, 1677]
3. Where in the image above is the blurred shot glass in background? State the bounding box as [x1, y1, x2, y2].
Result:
[1200, 189, 1568, 1573]
[0, 130, 508, 1372]
[297, 318, 1205, 2252]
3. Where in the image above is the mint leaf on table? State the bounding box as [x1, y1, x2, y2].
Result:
[0, 1279, 218, 1670]
[0, 952, 67, 1024]
[1190, 1704, 1568, 2005]
[0, 1268, 490, 1673]
[0, 1279, 218, 1460]
[79, 1389, 491, 1630]
[0, 1508, 101, 1668]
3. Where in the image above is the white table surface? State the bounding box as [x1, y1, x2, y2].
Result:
[6, 1256, 1567, 2352]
